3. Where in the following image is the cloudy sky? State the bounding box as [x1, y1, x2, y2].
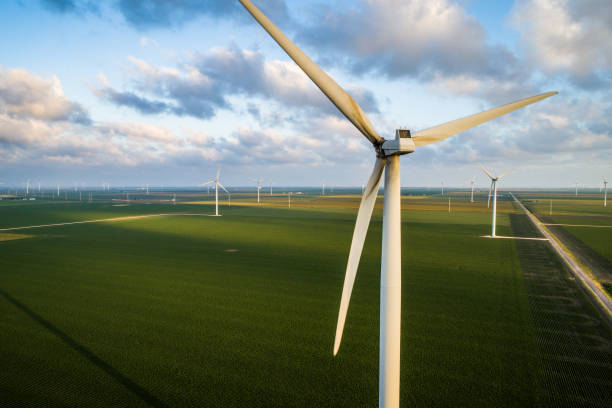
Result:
[0, 0, 610, 188]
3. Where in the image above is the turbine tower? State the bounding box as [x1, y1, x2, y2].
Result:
[479, 164, 514, 238]
[603, 177, 608, 207]
[253, 178, 262, 203]
[441, 181, 444, 196]
[575, 182, 578, 196]
[239, 1, 556, 406]
[201, 167, 230, 216]
[470, 178, 475, 203]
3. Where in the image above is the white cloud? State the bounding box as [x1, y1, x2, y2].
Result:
[510, 0, 612, 81]
[0, 67, 90, 123]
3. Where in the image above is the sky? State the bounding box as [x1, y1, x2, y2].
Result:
[0, 0, 610, 189]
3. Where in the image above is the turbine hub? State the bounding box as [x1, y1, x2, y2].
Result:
[380, 129, 416, 157]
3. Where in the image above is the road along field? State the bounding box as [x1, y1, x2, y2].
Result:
[0, 194, 610, 407]
[509, 209, 612, 407]
[517, 194, 612, 296]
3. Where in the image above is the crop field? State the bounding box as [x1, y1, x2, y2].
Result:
[516, 193, 612, 294]
[1, 191, 610, 407]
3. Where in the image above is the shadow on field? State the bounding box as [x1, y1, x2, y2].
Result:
[0, 288, 168, 408]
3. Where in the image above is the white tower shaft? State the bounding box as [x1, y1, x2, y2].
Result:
[492, 181, 498, 237]
[380, 155, 401, 408]
[470, 181, 474, 203]
[215, 182, 219, 216]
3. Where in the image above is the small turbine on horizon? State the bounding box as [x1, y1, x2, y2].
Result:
[253, 178, 262, 203]
[201, 167, 230, 216]
[470, 178, 475, 203]
[479, 163, 514, 238]
[603, 177, 608, 207]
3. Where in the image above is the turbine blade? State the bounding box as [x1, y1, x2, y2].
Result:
[412, 92, 557, 147]
[217, 166, 221, 181]
[199, 180, 215, 186]
[218, 182, 230, 195]
[238, 0, 382, 146]
[497, 168, 515, 180]
[478, 163, 495, 180]
[334, 157, 385, 356]
[487, 180, 493, 208]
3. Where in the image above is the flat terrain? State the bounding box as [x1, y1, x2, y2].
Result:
[518, 194, 612, 294]
[1, 192, 610, 407]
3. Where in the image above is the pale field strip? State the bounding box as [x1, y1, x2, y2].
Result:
[0, 233, 32, 241]
[481, 235, 549, 241]
[0, 213, 217, 232]
[542, 223, 612, 228]
[511, 193, 612, 323]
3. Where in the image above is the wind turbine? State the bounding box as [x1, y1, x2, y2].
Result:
[441, 180, 444, 196]
[270, 180, 273, 196]
[470, 178, 475, 203]
[239, 1, 556, 406]
[322, 181, 325, 196]
[479, 164, 514, 238]
[603, 178, 608, 207]
[253, 178, 262, 203]
[25, 179, 30, 196]
[200, 167, 230, 216]
[575, 182, 578, 196]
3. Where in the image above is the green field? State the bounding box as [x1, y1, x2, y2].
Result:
[518, 193, 612, 292]
[1, 193, 611, 406]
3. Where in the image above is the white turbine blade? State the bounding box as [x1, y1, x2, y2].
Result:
[497, 168, 515, 180]
[216, 166, 221, 181]
[478, 163, 495, 180]
[238, 0, 382, 146]
[199, 180, 215, 187]
[218, 182, 230, 195]
[334, 157, 385, 356]
[412, 92, 557, 147]
[487, 180, 493, 208]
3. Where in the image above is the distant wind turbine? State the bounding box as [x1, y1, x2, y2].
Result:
[239, 1, 556, 406]
[603, 178, 608, 207]
[479, 164, 514, 238]
[253, 178, 262, 203]
[200, 167, 230, 216]
[575, 182, 578, 196]
[441, 180, 444, 196]
[470, 178, 475, 203]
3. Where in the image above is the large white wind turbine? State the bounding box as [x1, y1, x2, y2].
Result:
[239, 1, 556, 406]
[201, 167, 230, 216]
[479, 164, 514, 238]
[603, 177, 608, 207]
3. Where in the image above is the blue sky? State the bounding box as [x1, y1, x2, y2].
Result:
[0, 0, 610, 189]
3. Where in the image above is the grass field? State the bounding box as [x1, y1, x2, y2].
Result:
[517, 193, 612, 292]
[1, 193, 610, 406]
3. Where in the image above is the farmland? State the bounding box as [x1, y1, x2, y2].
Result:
[1, 192, 611, 407]
[517, 193, 612, 295]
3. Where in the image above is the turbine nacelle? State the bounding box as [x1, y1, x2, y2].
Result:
[380, 129, 416, 157]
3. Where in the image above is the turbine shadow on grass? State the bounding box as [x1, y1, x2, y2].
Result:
[0, 288, 169, 408]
